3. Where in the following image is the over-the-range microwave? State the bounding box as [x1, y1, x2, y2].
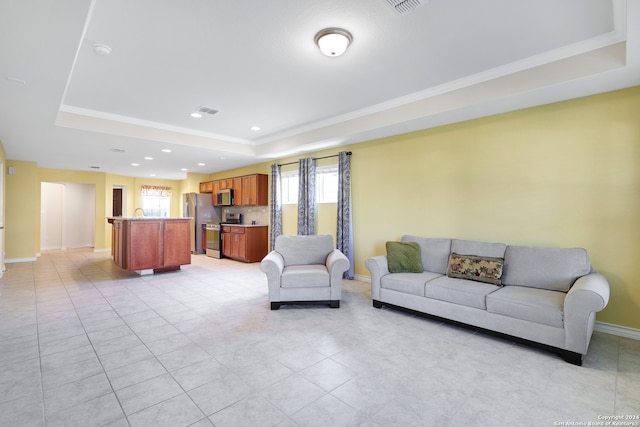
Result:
[216, 188, 234, 206]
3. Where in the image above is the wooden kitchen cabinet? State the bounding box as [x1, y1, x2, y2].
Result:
[199, 181, 213, 193]
[207, 173, 268, 206]
[231, 176, 244, 206]
[240, 174, 268, 206]
[221, 225, 268, 262]
[110, 218, 191, 272]
[163, 220, 192, 267]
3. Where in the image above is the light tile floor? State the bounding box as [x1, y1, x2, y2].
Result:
[1, 249, 639, 427]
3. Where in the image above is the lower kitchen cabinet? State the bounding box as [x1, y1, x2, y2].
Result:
[110, 218, 191, 272]
[221, 225, 268, 263]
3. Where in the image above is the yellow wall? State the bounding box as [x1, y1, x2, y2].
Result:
[6, 161, 39, 259]
[4, 168, 196, 256]
[347, 87, 640, 328]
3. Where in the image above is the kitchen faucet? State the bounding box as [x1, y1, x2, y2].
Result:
[134, 208, 144, 217]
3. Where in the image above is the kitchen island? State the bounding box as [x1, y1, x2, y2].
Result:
[108, 217, 191, 274]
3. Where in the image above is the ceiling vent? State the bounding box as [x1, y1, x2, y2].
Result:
[384, 0, 428, 15]
[196, 106, 219, 115]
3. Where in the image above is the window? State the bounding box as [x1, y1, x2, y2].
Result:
[140, 185, 172, 217]
[281, 165, 338, 204]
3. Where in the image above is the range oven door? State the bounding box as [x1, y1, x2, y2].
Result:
[205, 224, 221, 258]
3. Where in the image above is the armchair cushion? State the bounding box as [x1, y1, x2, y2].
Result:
[282, 265, 330, 288]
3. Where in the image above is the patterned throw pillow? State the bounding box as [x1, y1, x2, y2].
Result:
[447, 253, 504, 285]
[386, 241, 423, 273]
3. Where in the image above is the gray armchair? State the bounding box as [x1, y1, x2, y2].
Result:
[260, 235, 350, 310]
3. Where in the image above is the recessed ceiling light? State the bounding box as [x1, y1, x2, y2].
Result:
[161, 149, 171, 153]
[220, 157, 226, 160]
[6, 76, 26, 85]
[111, 148, 126, 152]
[93, 43, 112, 56]
[131, 163, 140, 166]
[144, 156, 153, 160]
[190, 112, 203, 118]
[197, 163, 205, 166]
[250, 126, 261, 131]
[181, 168, 188, 172]
[150, 173, 156, 177]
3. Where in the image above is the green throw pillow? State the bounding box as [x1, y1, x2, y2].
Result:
[386, 241, 423, 273]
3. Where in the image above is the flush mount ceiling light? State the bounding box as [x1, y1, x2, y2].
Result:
[314, 28, 352, 57]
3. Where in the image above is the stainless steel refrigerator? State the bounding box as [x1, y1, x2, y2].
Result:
[183, 193, 221, 254]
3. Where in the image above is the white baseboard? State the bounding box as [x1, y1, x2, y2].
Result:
[93, 248, 111, 253]
[595, 321, 640, 340]
[5, 257, 38, 263]
[354, 274, 370, 282]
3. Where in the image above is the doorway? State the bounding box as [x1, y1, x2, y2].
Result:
[113, 188, 123, 216]
[112, 185, 127, 217]
[41, 182, 96, 250]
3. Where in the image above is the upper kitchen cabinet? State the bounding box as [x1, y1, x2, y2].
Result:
[199, 181, 213, 193]
[240, 174, 268, 206]
[231, 176, 244, 206]
[206, 174, 269, 206]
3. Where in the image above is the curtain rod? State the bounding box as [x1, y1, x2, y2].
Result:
[275, 151, 352, 167]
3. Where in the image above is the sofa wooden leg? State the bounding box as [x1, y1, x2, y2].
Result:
[330, 300, 340, 308]
[372, 300, 383, 309]
[270, 302, 281, 310]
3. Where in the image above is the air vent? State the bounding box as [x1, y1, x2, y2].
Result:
[196, 106, 219, 115]
[384, 0, 428, 15]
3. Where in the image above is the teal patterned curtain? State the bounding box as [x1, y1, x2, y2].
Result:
[269, 163, 282, 250]
[336, 151, 354, 279]
[297, 157, 316, 235]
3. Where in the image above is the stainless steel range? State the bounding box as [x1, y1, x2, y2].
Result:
[204, 222, 221, 258]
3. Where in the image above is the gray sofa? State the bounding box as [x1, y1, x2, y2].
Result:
[365, 236, 610, 365]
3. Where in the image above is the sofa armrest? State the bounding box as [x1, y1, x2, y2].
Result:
[260, 251, 285, 301]
[564, 273, 610, 353]
[365, 255, 390, 301]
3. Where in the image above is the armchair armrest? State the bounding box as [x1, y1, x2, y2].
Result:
[365, 255, 390, 300]
[327, 249, 349, 274]
[326, 249, 350, 296]
[564, 273, 610, 353]
[260, 251, 285, 301]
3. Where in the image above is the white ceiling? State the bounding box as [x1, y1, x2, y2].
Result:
[1, 0, 639, 179]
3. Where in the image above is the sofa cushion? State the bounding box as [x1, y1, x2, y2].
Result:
[425, 276, 501, 309]
[281, 265, 330, 288]
[401, 236, 451, 274]
[502, 245, 591, 292]
[451, 239, 506, 258]
[447, 253, 504, 285]
[275, 235, 334, 267]
[486, 285, 565, 328]
[381, 272, 441, 297]
[386, 241, 423, 273]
